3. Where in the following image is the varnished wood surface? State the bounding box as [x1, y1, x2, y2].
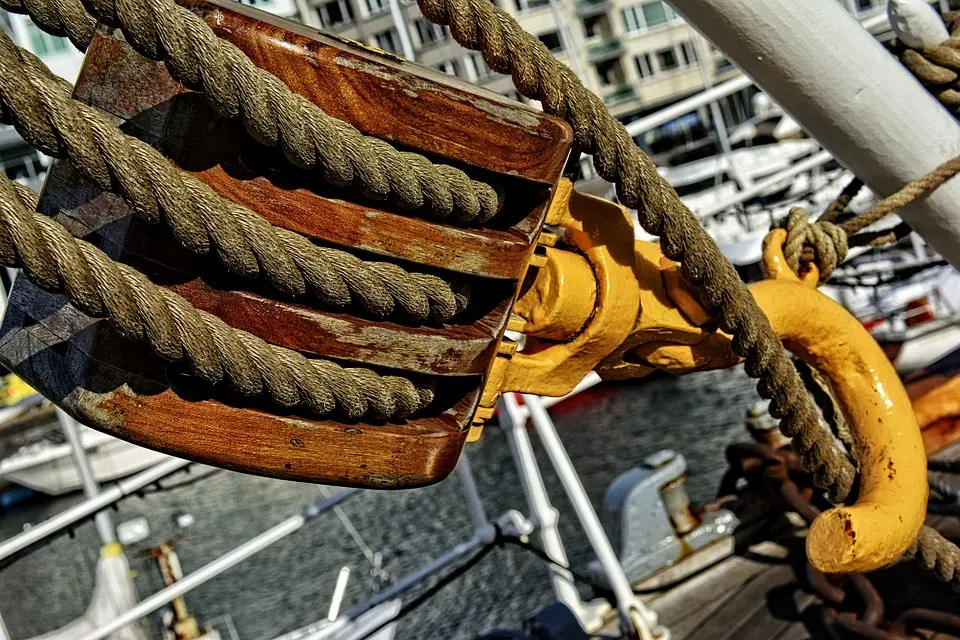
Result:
[0, 1, 573, 486]
[0, 285, 474, 488]
[183, 0, 573, 185]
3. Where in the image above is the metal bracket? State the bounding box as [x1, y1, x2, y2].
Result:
[595, 449, 738, 585]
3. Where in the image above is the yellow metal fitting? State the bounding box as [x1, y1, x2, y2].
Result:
[750, 279, 927, 573]
[474, 186, 926, 574]
[501, 178, 642, 397]
[514, 246, 597, 341]
[762, 228, 819, 287]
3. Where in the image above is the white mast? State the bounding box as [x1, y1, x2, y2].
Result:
[57, 409, 116, 545]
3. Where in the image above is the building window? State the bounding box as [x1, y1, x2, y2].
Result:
[635, 52, 653, 78]
[413, 18, 446, 48]
[468, 52, 494, 80]
[26, 24, 69, 56]
[635, 41, 696, 80]
[537, 30, 563, 52]
[372, 28, 401, 54]
[595, 59, 623, 85]
[655, 47, 678, 72]
[620, 1, 678, 34]
[715, 57, 735, 73]
[641, 0, 672, 27]
[362, 0, 389, 16]
[513, 0, 549, 12]
[316, 0, 353, 28]
[434, 59, 461, 77]
[582, 14, 607, 39]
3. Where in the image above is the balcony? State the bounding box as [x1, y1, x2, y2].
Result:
[575, 0, 611, 17]
[587, 38, 624, 64]
[601, 84, 636, 106]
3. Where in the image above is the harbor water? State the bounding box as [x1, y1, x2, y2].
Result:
[0, 366, 762, 640]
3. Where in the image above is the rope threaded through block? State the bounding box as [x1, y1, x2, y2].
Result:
[0, 176, 433, 421]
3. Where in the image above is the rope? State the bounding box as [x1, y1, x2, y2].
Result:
[905, 526, 960, 592]
[781, 208, 849, 283]
[781, 155, 960, 281]
[820, 176, 864, 223]
[0, 176, 431, 421]
[794, 359, 857, 462]
[415, 0, 855, 501]
[0, 0, 501, 227]
[0, 32, 467, 323]
[896, 13, 960, 114]
[0, 0, 94, 51]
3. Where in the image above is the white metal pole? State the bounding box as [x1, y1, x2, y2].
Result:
[387, 0, 415, 61]
[79, 489, 360, 640]
[0, 458, 190, 564]
[500, 394, 585, 621]
[669, 0, 960, 269]
[455, 454, 488, 532]
[56, 409, 116, 545]
[522, 394, 661, 640]
[690, 32, 736, 188]
[0, 608, 10, 640]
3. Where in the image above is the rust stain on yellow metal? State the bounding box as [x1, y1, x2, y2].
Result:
[750, 279, 927, 574]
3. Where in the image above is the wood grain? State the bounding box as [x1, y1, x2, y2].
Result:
[0, 0, 572, 486]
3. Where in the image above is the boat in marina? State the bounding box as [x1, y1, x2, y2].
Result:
[2, 1, 960, 640]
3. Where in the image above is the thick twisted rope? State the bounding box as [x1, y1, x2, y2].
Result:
[781, 155, 960, 281]
[414, 0, 855, 500]
[905, 526, 960, 592]
[0, 0, 501, 226]
[0, 175, 431, 420]
[0, 32, 467, 323]
[0, 0, 95, 50]
[897, 13, 960, 114]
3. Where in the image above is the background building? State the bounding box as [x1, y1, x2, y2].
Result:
[1, 0, 959, 188]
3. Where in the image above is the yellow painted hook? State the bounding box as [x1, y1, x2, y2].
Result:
[753, 230, 928, 573]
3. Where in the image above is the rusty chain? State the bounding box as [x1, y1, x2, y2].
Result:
[724, 442, 960, 640]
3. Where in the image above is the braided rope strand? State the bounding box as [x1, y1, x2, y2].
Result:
[0, 31, 466, 322]
[781, 154, 960, 280]
[416, 0, 855, 500]
[0, 176, 431, 421]
[0, 0, 501, 226]
[905, 525, 960, 592]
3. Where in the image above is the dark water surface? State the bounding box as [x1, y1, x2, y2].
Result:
[0, 367, 761, 640]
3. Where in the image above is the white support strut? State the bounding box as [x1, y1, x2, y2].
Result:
[670, 0, 960, 269]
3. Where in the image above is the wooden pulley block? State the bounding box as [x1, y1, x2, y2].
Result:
[0, 1, 573, 488]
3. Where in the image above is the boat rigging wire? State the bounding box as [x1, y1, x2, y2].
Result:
[355, 533, 501, 640]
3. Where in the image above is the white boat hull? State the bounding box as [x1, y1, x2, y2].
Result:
[1, 428, 172, 495]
